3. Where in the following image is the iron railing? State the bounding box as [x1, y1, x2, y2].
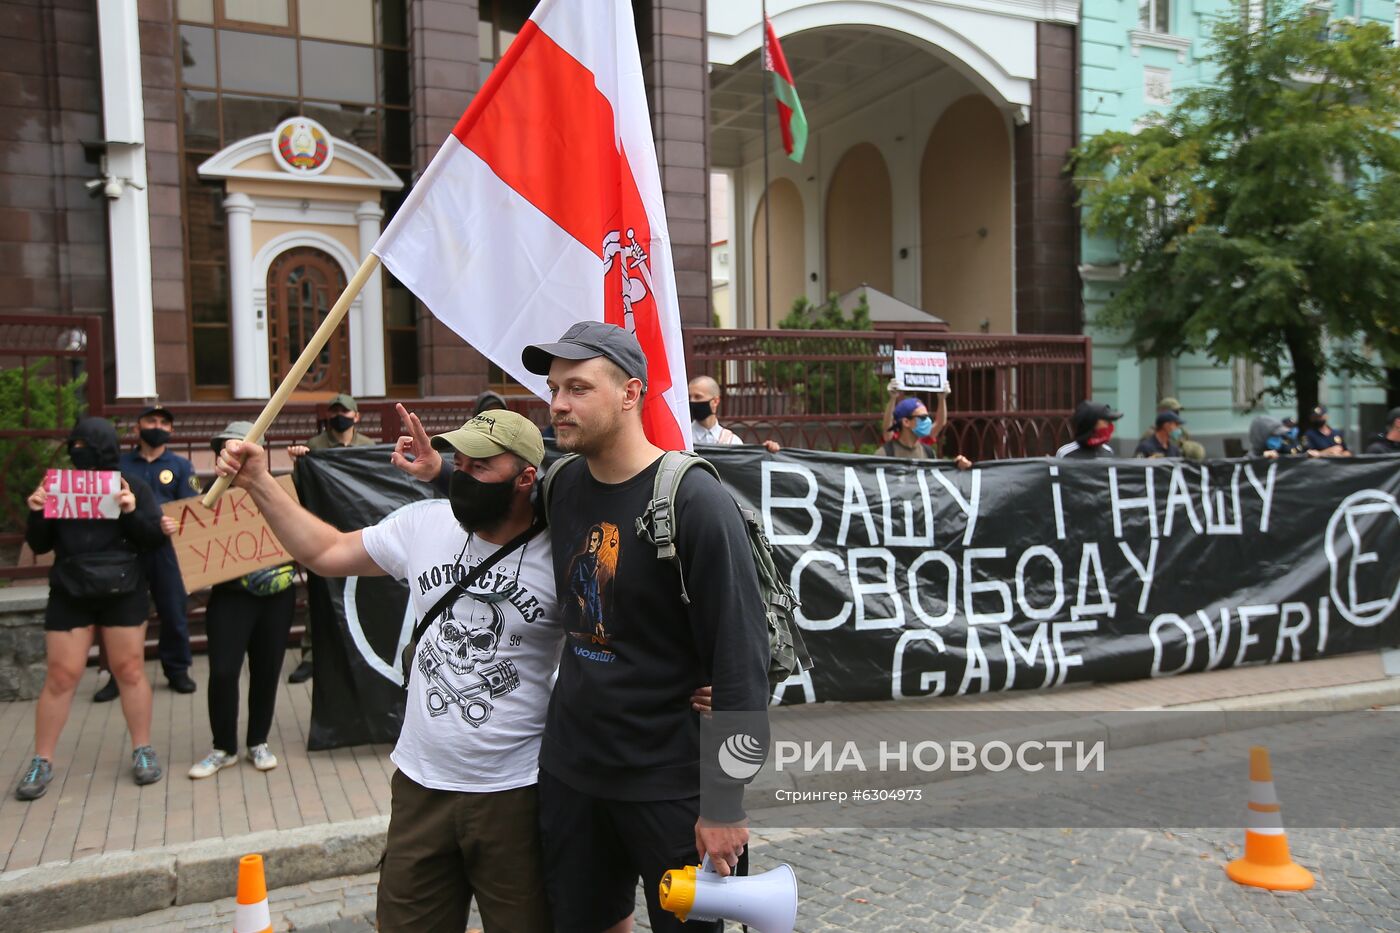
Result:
[683, 328, 1091, 458]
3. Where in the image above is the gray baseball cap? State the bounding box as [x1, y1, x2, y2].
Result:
[522, 322, 648, 388]
[212, 420, 257, 443]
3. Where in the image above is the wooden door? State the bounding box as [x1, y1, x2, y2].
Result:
[266, 247, 349, 393]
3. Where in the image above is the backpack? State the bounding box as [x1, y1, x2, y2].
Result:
[541, 451, 812, 690]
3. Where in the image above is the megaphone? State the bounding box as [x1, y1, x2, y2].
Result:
[658, 855, 798, 933]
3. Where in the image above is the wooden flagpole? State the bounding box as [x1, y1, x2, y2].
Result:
[201, 252, 382, 508]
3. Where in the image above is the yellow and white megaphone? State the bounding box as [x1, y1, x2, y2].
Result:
[658, 854, 798, 933]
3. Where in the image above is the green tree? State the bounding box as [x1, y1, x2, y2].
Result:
[759, 292, 886, 416]
[0, 360, 87, 539]
[1071, 2, 1400, 419]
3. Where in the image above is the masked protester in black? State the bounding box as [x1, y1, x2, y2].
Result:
[17, 418, 167, 800]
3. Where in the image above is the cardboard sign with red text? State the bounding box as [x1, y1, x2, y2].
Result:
[162, 474, 300, 591]
[43, 470, 122, 519]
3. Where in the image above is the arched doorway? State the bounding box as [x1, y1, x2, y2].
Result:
[921, 95, 1012, 332]
[753, 177, 806, 327]
[266, 247, 349, 393]
[825, 143, 893, 297]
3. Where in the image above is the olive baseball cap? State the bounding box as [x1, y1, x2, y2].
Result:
[521, 321, 648, 388]
[431, 410, 545, 467]
[328, 393, 358, 412]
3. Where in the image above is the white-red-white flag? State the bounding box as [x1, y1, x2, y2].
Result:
[373, 0, 689, 449]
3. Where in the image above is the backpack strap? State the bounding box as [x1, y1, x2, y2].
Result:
[635, 450, 719, 605]
[538, 453, 583, 526]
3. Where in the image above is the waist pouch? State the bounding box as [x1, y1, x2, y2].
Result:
[53, 551, 141, 598]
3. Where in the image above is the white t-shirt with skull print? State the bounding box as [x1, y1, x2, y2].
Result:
[362, 499, 561, 793]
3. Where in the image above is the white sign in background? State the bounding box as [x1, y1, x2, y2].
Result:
[894, 350, 949, 392]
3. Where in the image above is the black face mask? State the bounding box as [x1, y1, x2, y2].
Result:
[328, 414, 356, 433]
[449, 469, 518, 531]
[68, 444, 100, 470]
[140, 427, 171, 448]
[689, 400, 713, 422]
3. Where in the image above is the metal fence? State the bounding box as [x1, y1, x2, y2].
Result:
[683, 328, 1091, 458]
[1, 316, 1090, 580]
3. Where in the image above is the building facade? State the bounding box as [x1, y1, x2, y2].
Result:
[5, 0, 1093, 407]
[1077, 0, 1398, 450]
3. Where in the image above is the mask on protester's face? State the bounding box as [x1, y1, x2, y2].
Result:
[1169, 427, 1184, 442]
[1286, 427, 1299, 441]
[912, 416, 934, 439]
[68, 443, 100, 470]
[1266, 435, 1287, 451]
[1086, 424, 1115, 447]
[689, 399, 714, 422]
[449, 468, 520, 531]
[139, 427, 171, 448]
[328, 414, 356, 433]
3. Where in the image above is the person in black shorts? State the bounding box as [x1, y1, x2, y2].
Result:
[523, 322, 771, 933]
[16, 417, 168, 800]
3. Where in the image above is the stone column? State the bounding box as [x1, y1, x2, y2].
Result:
[1013, 22, 1080, 335]
[357, 200, 387, 397]
[223, 193, 259, 399]
[637, 0, 711, 327]
[408, 0, 486, 396]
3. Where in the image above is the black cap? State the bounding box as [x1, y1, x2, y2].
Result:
[1076, 401, 1123, 422]
[1312, 404, 1329, 417]
[1155, 410, 1184, 428]
[522, 322, 648, 388]
[138, 402, 174, 422]
[1386, 407, 1400, 425]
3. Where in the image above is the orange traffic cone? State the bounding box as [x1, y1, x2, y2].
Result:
[1224, 746, 1314, 891]
[234, 853, 274, 933]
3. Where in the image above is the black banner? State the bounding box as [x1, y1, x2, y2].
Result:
[296, 445, 1400, 749]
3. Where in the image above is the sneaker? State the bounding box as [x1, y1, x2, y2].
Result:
[132, 745, 163, 786]
[93, 676, 119, 703]
[187, 749, 237, 779]
[247, 744, 278, 772]
[167, 671, 197, 694]
[287, 660, 313, 684]
[15, 757, 53, 801]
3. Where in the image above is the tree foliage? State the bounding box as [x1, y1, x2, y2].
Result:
[1071, 1, 1400, 416]
[759, 292, 887, 416]
[0, 360, 88, 537]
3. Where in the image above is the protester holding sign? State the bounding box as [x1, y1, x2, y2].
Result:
[188, 422, 297, 780]
[883, 395, 972, 469]
[215, 410, 560, 932]
[16, 418, 167, 801]
[101, 403, 199, 703]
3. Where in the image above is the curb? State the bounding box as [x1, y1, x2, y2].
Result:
[0, 816, 387, 933]
[7, 678, 1398, 931]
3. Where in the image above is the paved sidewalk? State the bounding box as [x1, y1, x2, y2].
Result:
[0, 648, 1396, 930]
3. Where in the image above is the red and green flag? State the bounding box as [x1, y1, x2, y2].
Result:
[763, 17, 807, 163]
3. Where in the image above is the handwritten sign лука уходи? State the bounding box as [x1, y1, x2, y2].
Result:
[162, 474, 300, 592]
[43, 470, 123, 519]
[893, 350, 949, 393]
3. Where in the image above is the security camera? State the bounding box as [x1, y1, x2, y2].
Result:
[103, 176, 125, 199]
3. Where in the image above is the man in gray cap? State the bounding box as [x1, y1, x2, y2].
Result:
[520, 321, 771, 933]
[214, 411, 557, 932]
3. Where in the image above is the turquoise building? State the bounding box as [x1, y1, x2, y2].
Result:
[1077, 0, 1398, 453]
